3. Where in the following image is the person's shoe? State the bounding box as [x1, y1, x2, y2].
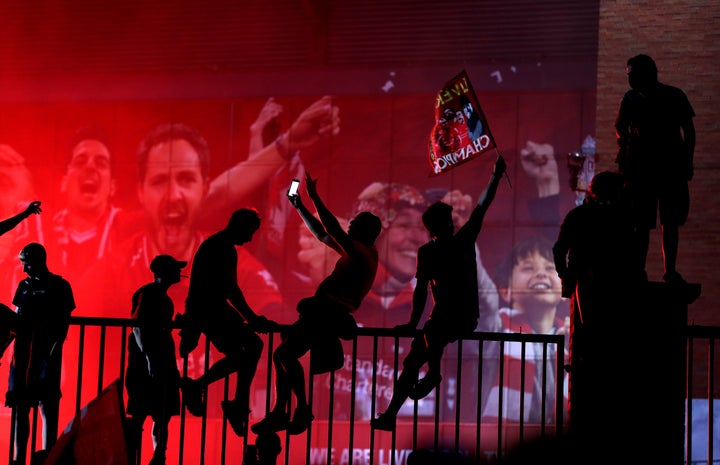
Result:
[287, 405, 314, 435]
[148, 452, 166, 465]
[251, 410, 290, 434]
[180, 377, 205, 417]
[408, 373, 442, 400]
[30, 450, 48, 465]
[663, 271, 687, 285]
[370, 412, 396, 431]
[222, 399, 251, 436]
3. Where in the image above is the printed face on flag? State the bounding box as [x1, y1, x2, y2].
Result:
[427, 70, 496, 177]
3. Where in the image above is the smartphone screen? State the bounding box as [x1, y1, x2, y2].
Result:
[288, 179, 300, 196]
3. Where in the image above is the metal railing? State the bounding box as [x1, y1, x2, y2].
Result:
[3, 318, 718, 465]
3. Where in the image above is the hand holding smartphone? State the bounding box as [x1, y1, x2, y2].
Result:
[288, 178, 300, 197]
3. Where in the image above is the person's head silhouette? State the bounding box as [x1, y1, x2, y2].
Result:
[150, 254, 187, 285]
[347, 211, 382, 246]
[627, 54, 658, 91]
[226, 208, 262, 245]
[19, 242, 48, 277]
[422, 201, 454, 239]
[586, 171, 625, 205]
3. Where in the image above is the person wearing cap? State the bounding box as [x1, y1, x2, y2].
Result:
[177, 208, 279, 437]
[6, 242, 75, 465]
[125, 254, 186, 465]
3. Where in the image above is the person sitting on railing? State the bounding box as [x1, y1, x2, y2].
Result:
[177, 208, 279, 437]
[251, 171, 382, 436]
[371, 155, 505, 432]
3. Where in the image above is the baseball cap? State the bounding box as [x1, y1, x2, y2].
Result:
[150, 254, 188, 276]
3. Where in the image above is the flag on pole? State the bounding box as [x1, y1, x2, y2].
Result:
[427, 70, 496, 176]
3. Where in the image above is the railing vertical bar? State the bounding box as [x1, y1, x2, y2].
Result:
[390, 335, 400, 465]
[454, 340, 463, 454]
[198, 335, 211, 465]
[496, 339, 505, 459]
[686, 335, 694, 465]
[347, 337, 359, 465]
[540, 342, 548, 439]
[97, 325, 106, 397]
[178, 354, 189, 465]
[305, 368, 315, 465]
[221, 376, 229, 465]
[476, 338, 484, 463]
[369, 334, 379, 465]
[518, 341, 526, 447]
[75, 324, 86, 413]
[707, 338, 714, 465]
[555, 335, 564, 434]
[325, 369, 334, 465]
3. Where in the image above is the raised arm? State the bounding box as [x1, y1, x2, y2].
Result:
[0, 201, 41, 236]
[304, 171, 349, 252]
[202, 96, 340, 218]
[247, 97, 283, 160]
[460, 156, 506, 239]
[227, 282, 276, 333]
[288, 174, 341, 253]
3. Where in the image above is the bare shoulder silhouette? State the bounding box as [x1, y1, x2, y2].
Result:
[252, 171, 382, 436]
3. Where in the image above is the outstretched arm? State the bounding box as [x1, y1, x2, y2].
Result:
[304, 171, 349, 252]
[0, 201, 41, 236]
[227, 284, 277, 333]
[247, 97, 283, 160]
[520, 141, 559, 199]
[288, 175, 340, 253]
[460, 156, 506, 239]
[478, 156, 506, 211]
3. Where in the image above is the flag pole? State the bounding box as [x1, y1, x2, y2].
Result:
[494, 147, 512, 188]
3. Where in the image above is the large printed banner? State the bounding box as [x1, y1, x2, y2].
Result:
[0, 90, 594, 464]
[428, 70, 496, 176]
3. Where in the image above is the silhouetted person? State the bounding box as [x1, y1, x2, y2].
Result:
[177, 208, 277, 437]
[252, 171, 382, 436]
[615, 54, 696, 283]
[371, 156, 505, 431]
[553, 171, 643, 438]
[125, 255, 187, 465]
[6, 242, 75, 465]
